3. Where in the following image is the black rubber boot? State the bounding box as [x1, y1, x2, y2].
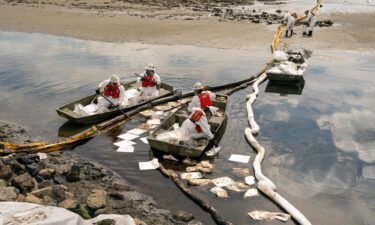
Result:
[285, 30, 289, 37]
[308, 31, 313, 37]
[303, 31, 307, 36]
[291, 30, 294, 37]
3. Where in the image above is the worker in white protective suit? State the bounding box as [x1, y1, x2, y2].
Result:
[137, 63, 161, 99]
[156, 107, 215, 144]
[188, 82, 216, 113]
[282, 12, 297, 38]
[95, 74, 127, 110]
[303, 10, 317, 37]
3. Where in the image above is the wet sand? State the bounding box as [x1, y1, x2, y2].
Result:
[0, 3, 374, 52]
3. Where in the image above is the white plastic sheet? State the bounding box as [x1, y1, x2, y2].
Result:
[139, 158, 159, 170]
[118, 133, 139, 141]
[116, 145, 135, 153]
[248, 210, 291, 222]
[273, 50, 289, 62]
[0, 202, 136, 225]
[114, 140, 136, 147]
[229, 154, 251, 163]
[37, 153, 48, 160]
[127, 128, 147, 136]
[147, 119, 161, 125]
[140, 137, 149, 144]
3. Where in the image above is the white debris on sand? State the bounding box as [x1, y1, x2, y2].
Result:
[138, 158, 159, 170]
[188, 179, 211, 186]
[210, 187, 228, 198]
[244, 188, 260, 199]
[127, 128, 147, 136]
[211, 177, 234, 187]
[117, 133, 139, 141]
[228, 154, 251, 163]
[248, 210, 291, 222]
[180, 172, 202, 180]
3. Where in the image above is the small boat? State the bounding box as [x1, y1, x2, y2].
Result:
[56, 81, 176, 124]
[147, 94, 228, 158]
[267, 51, 307, 83]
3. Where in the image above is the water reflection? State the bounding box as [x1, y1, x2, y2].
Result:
[0, 32, 374, 225]
[265, 79, 305, 95]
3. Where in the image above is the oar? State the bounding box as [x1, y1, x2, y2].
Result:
[97, 92, 131, 120]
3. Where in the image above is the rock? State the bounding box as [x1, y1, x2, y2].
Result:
[53, 173, 65, 184]
[0, 178, 7, 187]
[39, 168, 55, 179]
[78, 204, 92, 219]
[52, 185, 67, 202]
[87, 189, 106, 210]
[11, 173, 35, 193]
[133, 218, 147, 225]
[17, 155, 39, 165]
[25, 193, 43, 205]
[43, 195, 57, 206]
[25, 163, 44, 177]
[0, 186, 19, 201]
[66, 164, 80, 182]
[276, 9, 282, 13]
[252, 18, 260, 23]
[7, 160, 26, 175]
[55, 164, 71, 175]
[58, 199, 78, 210]
[16, 193, 25, 202]
[0, 165, 12, 179]
[38, 180, 52, 189]
[93, 207, 107, 217]
[108, 192, 124, 200]
[93, 219, 116, 225]
[31, 186, 53, 198]
[173, 210, 194, 222]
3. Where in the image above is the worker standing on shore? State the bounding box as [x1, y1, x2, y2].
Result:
[282, 12, 297, 38]
[303, 10, 317, 37]
[96, 74, 127, 109]
[188, 82, 216, 112]
[137, 63, 161, 99]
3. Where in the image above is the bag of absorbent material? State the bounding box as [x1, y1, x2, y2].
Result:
[273, 50, 289, 62]
[279, 61, 298, 75]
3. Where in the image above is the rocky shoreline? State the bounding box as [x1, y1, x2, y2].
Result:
[0, 120, 202, 225]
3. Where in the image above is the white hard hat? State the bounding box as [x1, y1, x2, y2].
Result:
[193, 82, 203, 91]
[110, 74, 120, 83]
[145, 63, 155, 71]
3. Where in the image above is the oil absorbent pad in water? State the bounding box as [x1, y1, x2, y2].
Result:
[228, 154, 251, 163]
[139, 158, 159, 170]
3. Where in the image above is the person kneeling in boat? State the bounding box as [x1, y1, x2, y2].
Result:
[188, 82, 216, 113]
[156, 107, 215, 145]
[137, 63, 161, 99]
[95, 74, 128, 110]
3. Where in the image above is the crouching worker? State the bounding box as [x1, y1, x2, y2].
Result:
[96, 74, 128, 110]
[137, 63, 161, 99]
[156, 107, 215, 145]
[188, 82, 216, 112]
[282, 12, 297, 38]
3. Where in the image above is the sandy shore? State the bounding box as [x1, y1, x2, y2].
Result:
[0, 2, 374, 53]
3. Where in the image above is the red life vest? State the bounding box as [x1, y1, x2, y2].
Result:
[104, 83, 121, 98]
[141, 74, 156, 88]
[190, 110, 203, 133]
[198, 92, 213, 110]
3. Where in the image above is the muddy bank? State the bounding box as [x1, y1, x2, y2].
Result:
[0, 120, 202, 225]
[0, 2, 374, 52]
